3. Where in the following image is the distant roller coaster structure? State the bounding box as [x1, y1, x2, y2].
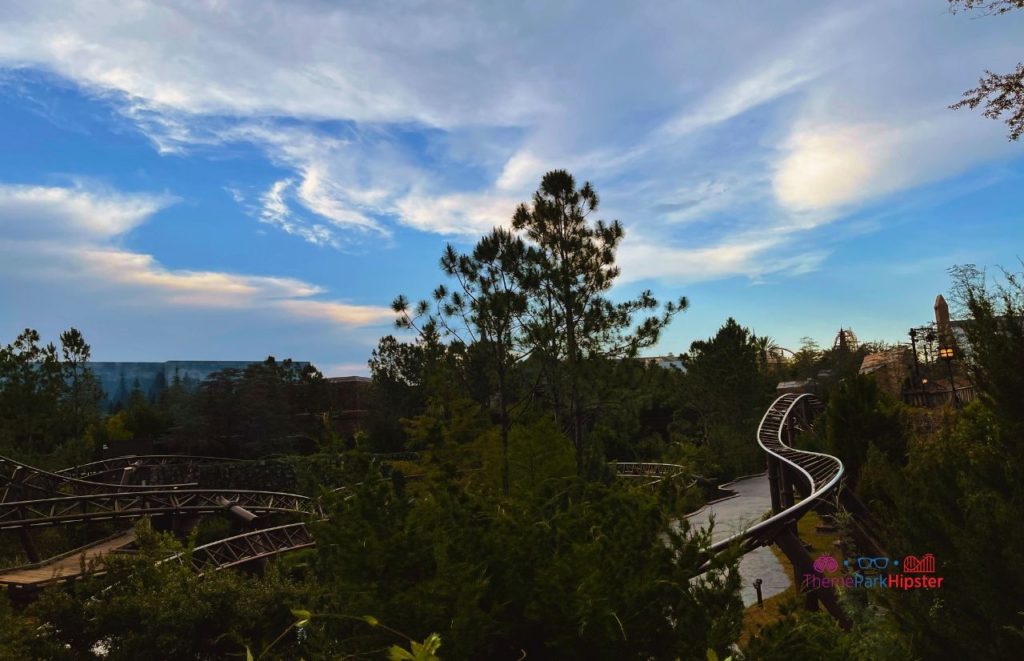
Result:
[1, 394, 869, 624]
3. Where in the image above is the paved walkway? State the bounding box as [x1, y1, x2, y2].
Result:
[0, 531, 136, 587]
[685, 473, 791, 606]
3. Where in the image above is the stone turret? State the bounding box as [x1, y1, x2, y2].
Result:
[934, 295, 952, 346]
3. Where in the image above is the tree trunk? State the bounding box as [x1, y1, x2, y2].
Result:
[498, 361, 510, 496]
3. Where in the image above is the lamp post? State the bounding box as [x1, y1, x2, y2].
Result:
[908, 328, 922, 386]
[939, 346, 959, 408]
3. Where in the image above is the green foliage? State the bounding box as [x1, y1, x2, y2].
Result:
[948, 2, 1023, 140]
[785, 335, 891, 392]
[743, 593, 912, 661]
[743, 599, 847, 660]
[401, 227, 535, 493]
[788, 337, 822, 381]
[160, 356, 329, 457]
[21, 520, 312, 660]
[839, 265, 1024, 659]
[825, 374, 909, 487]
[512, 170, 687, 472]
[586, 357, 687, 463]
[387, 171, 687, 479]
[368, 334, 435, 452]
[122, 384, 172, 442]
[0, 592, 33, 661]
[308, 465, 742, 659]
[470, 417, 576, 498]
[388, 632, 442, 661]
[0, 327, 102, 456]
[865, 401, 1024, 659]
[680, 318, 775, 477]
[949, 264, 1024, 440]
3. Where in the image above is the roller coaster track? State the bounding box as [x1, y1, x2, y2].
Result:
[161, 522, 315, 575]
[171, 395, 841, 578]
[700, 393, 841, 566]
[55, 454, 236, 485]
[0, 455, 203, 502]
[1, 393, 854, 623]
[0, 488, 320, 530]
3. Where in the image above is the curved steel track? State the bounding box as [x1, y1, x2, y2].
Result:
[137, 393, 840, 576]
[55, 454, 236, 486]
[160, 522, 315, 574]
[0, 488, 320, 530]
[1, 455, 205, 501]
[691, 393, 840, 572]
[1, 393, 843, 584]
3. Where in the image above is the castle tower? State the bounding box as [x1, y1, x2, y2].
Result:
[934, 295, 952, 346]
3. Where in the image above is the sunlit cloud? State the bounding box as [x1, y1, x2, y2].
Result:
[0, 0, 1020, 290]
[257, 178, 339, 248]
[773, 114, 1013, 213]
[617, 235, 827, 285]
[0, 182, 391, 327]
[394, 189, 520, 236]
[0, 183, 174, 239]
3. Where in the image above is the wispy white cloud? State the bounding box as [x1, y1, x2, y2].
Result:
[0, 183, 174, 240]
[256, 178, 339, 248]
[617, 234, 828, 285]
[0, 1, 548, 126]
[0, 182, 392, 326]
[658, 17, 844, 138]
[394, 189, 520, 236]
[0, 0, 1020, 286]
[773, 113, 1013, 213]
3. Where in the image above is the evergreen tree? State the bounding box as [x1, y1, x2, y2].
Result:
[512, 170, 687, 472]
[395, 228, 535, 493]
[681, 318, 775, 476]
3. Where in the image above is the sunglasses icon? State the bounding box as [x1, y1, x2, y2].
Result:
[856, 557, 892, 570]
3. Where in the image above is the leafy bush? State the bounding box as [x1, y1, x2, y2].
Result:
[309, 466, 742, 659]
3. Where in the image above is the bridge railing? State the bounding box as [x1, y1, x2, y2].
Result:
[901, 386, 977, 408]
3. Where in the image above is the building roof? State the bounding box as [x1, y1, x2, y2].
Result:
[859, 349, 905, 375]
[325, 376, 372, 384]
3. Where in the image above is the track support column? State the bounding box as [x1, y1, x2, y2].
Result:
[775, 529, 850, 630]
[6, 467, 40, 564]
[766, 456, 782, 514]
[18, 528, 39, 564]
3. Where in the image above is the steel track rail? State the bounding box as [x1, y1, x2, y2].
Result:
[0, 456, 203, 502]
[55, 454, 236, 485]
[0, 488, 321, 530]
[698, 393, 840, 570]
[9, 397, 838, 578]
[160, 522, 316, 574]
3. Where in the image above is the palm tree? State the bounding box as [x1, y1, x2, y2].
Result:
[751, 335, 781, 372]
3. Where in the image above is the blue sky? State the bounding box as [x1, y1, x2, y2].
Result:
[0, 1, 1021, 375]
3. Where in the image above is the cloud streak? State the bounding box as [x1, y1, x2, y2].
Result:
[0, 0, 1021, 288]
[0, 182, 392, 327]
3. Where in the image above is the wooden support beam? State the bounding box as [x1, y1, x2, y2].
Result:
[775, 529, 851, 630]
[766, 456, 782, 514]
[18, 528, 39, 564]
